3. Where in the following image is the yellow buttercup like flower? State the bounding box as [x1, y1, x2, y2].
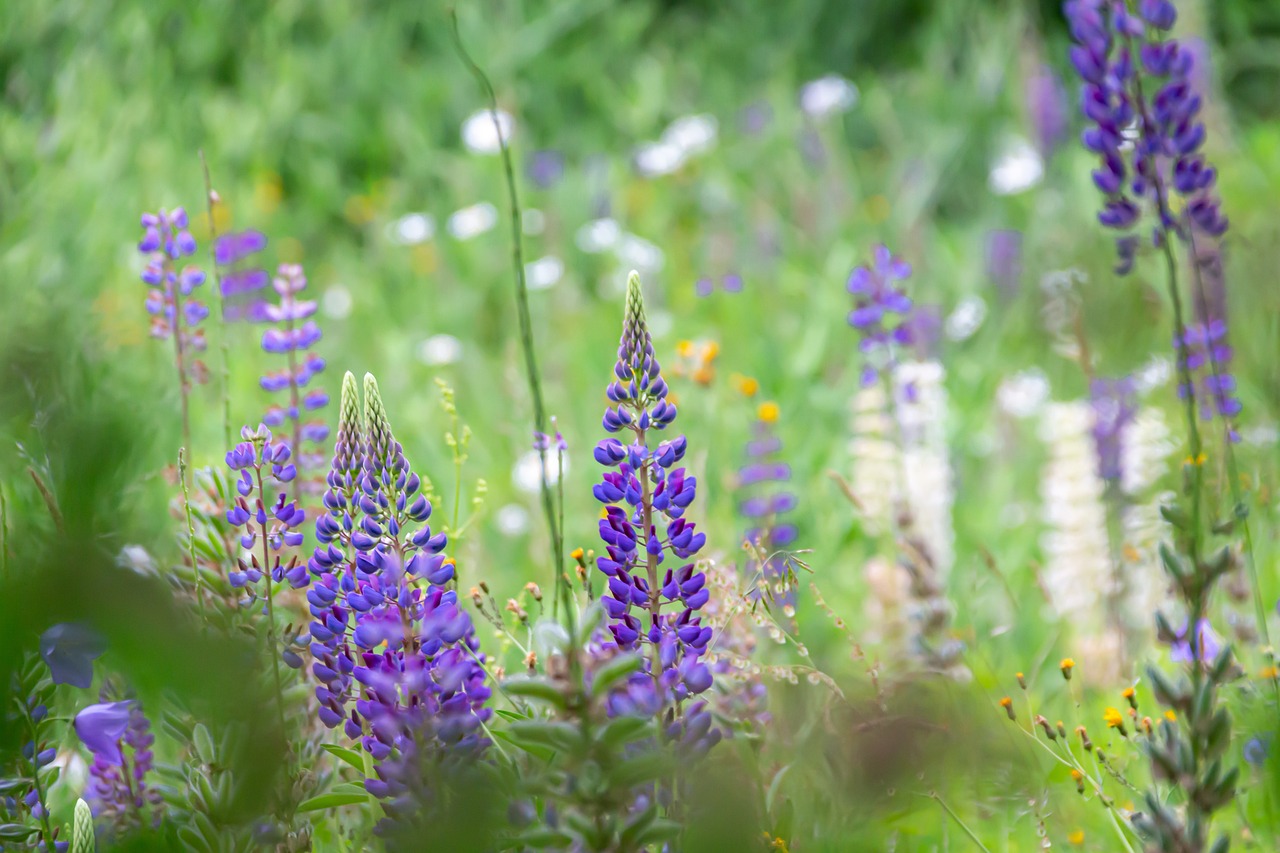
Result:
[758, 401, 780, 424]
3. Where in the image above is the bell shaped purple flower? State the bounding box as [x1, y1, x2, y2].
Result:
[74, 701, 134, 766]
[39, 623, 105, 688]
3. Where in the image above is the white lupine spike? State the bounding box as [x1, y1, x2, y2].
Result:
[1039, 401, 1113, 622]
[849, 383, 898, 535]
[894, 361, 955, 578]
[1119, 406, 1176, 632]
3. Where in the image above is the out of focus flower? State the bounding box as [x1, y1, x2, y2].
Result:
[526, 150, 565, 189]
[575, 218, 621, 253]
[40, 623, 105, 689]
[847, 244, 914, 385]
[944, 295, 987, 341]
[988, 137, 1044, 195]
[1089, 376, 1138, 482]
[525, 255, 564, 291]
[1170, 619, 1223, 663]
[895, 361, 955, 578]
[1178, 320, 1242, 441]
[495, 504, 530, 537]
[986, 230, 1022, 300]
[392, 213, 435, 245]
[799, 75, 858, 118]
[1026, 66, 1069, 156]
[461, 108, 514, 155]
[214, 229, 269, 322]
[73, 702, 133, 766]
[997, 369, 1050, 419]
[137, 207, 210, 408]
[739, 101, 773, 135]
[513, 449, 565, 494]
[447, 203, 498, 240]
[418, 334, 463, 366]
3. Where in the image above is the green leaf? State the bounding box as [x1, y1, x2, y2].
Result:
[321, 744, 366, 773]
[177, 826, 212, 853]
[516, 826, 575, 848]
[0, 824, 37, 841]
[493, 708, 530, 722]
[297, 791, 369, 812]
[607, 750, 674, 788]
[589, 653, 644, 699]
[633, 819, 682, 845]
[507, 720, 583, 753]
[595, 715, 652, 749]
[765, 764, 792, 815]
[192, 723, 215, 765]
[500, 677, 569, 709]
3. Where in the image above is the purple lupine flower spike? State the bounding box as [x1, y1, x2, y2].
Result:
[224, 424, 308, 594]
[214, 229, 270, 322]
[737, 403, 798, 618]
[847, 244, 914, 385]
[78, 692, 161, 833]
[138, 207, 209, 443]
[1065, 0, 1227, 271]
[593, 271, 719, 752]
[259, 264, 329, 497]
[1089, 376, 1138, 481]
[306, 373, 490, 807]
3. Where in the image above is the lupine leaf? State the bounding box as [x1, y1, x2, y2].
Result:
[320, 744, 366, 772]
[297, 791, 370, 812]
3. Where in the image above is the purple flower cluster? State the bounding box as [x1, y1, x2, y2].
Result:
[260, 264, 330, 486]
[214, 230, 270, 322]
[1089, 375, 1138, 481]
[77, 698, 160, 832]
[593, 272, 716, 717]
[694, 273, 744, 298]
[1177, 320, 1241, 441]
[738, 411, 798, 614]
[846, 245, 914, 386]
[1065, 0, 1227, 273]
[138, 208, 209, 388]
[224, 424, 308, 591]
[305, 373, 491, 803]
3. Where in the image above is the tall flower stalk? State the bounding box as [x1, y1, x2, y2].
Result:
[593, 272, 716, 723]
[138, 207, 209, 452]
[306, 373, 491, 813]
[1067, 2, 1244, 847]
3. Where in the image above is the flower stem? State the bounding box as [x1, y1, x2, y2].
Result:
[199, 150, 234, 452]
[178, 448, 207, 623]
[255, 466, 289, 734]
[449, 11, 566, 626]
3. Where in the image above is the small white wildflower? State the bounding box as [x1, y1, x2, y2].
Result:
[461, 109, 515, 155]
[447, 203, 498, 240]
[945, 295, 987, 341]
[322, 285, 353, 320]
[575, 218, 620, 253]
[997, 369, 1050, 419]
[417, 334, 462, 366]
[634, 141, 686, 177]
[662, 114, 718, 157]
[525, 255, 564, 291]
[494, 503, 530, 536]
[392, 212, 434, 245]
[800, 75, 858, 118]
[988, 137, 1044, 195]
[513, 449, 566, 494]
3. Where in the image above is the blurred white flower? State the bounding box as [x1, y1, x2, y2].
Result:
[117, 545, 157, 577]
[417, 334, 462, 366]
[447, 203, 498, 240]
[634, 141, 686, 177]
[648, 309, 673, 339]
[988, 137, 1044, 195]
[392, 212, 435, 245]
[849, 384, 898, 535]
[461, 109, 514, 155]
[945, 295, 987, 341]
[522, 208, 545, 235]
[1134, 356, 1173, 393]
[1243, 423, 1279, 447]
[1040, 401, 1111, 622]
[513, 449, 566, 494]
[525, 255, 564, 291]
[575, 218, 621, 253]
[895, 361, 955, 577]
[662, 114, 718, 157]
[322, 285, 353, 320]
[800, 75, 858, 118]
[495, 503, 530, 537]
[997, 369, 1050, 419]
[615, 233, 664, 272]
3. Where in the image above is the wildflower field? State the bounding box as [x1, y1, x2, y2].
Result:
[3, 0, 1280, 850]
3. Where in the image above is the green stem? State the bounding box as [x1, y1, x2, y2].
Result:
[178, 448, 207, 623]
[0, 483, 8, 582]
[20, 704, 55, 847]
[921, 791, 993, 853]
[199, 150, 234, 451]
[255, 465, 289, 734]
[449, 11, 566, 628]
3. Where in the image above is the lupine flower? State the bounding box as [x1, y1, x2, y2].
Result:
[526, 150, 565, 189]
[39, 623, 105, 689]
[702, 562, 770, 735]
[1169, 618, 1223, 664]
[138, 208, 208, 442]
[306, 373, 490, 806]
[593, 271, 717, 724]
[847, 245, 914, 386]
[224, 424, 307, 592]
[1065, 0, 1227, 271]
[1177, 320, 1241, 441]
[214, 230, 269, 322]
[1025, 66, 1069, 157]
[78, 694, 160, 833]
[1089, 376, 1138, 482]
[259, 264, 330, 489]
[985, 229, 1022, 301]
[1040, 401, 1121, 683]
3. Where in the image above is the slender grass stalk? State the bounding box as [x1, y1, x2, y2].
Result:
[449, 10, 568, 628]
[920, 791, 993, 853]
[27, 467, 64, 535]
[0, 483, 8, 582]
[199, 150, 234, 451]
[178, 448, 207, 623]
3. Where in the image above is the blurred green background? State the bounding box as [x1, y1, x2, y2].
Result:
[2, 0, 1280, 848]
